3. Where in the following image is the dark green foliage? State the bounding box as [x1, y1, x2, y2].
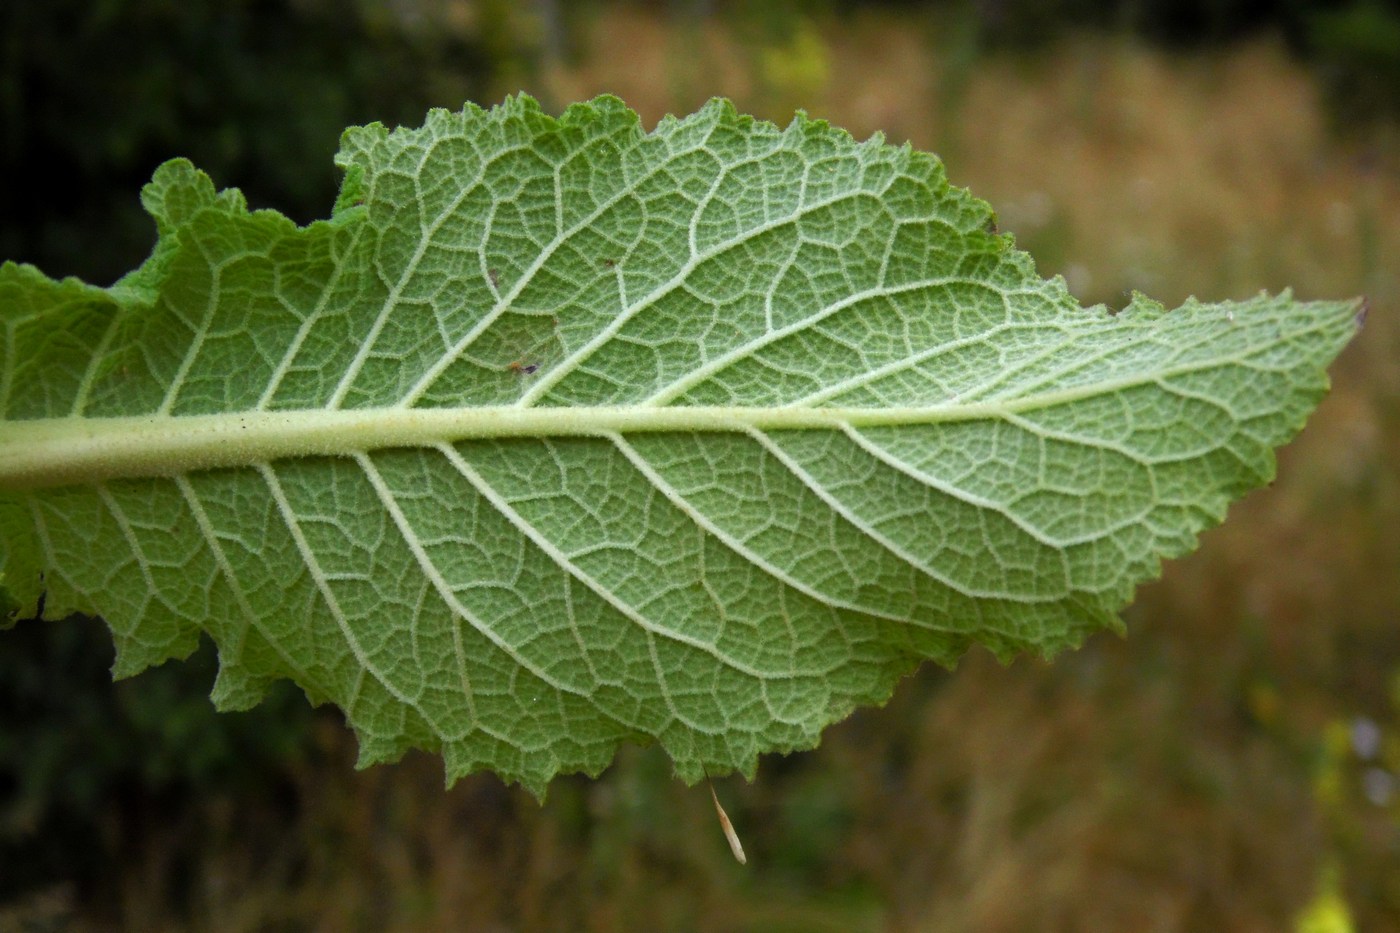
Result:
[822, 0, 1400, 124]
[0, 0, 494, 285]
[1308, 2, 1400, 127]
[0, 617, 312, 902]
[833, 0, 1314, 47]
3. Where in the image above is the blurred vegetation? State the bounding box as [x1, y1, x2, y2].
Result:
[2, 1, 1399, 930]
[0, 0, 496, 285]
[1307, 1, 1400, 130]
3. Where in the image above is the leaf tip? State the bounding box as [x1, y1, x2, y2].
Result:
[1353, 296, 1370, 330]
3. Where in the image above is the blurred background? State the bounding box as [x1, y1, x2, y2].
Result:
[2, 0, 1398, 929]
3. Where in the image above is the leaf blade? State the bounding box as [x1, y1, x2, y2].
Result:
[0, 95, 1361, 793]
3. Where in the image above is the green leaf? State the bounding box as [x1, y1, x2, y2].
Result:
[0, 95, 1360, 794]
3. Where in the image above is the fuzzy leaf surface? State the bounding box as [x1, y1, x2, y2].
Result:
[0, 96, 1359, 793]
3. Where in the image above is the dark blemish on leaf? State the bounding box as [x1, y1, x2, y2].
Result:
[983, 216, 999, 235]
[488, 268, 500, 289]
[1355, 298, 1370, 329]
[600, 258, 617, 268]
[507, 361, 539, 375]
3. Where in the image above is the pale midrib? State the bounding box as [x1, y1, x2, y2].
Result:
[0, 404, 955, 490]
[0, 362, 1222, 491]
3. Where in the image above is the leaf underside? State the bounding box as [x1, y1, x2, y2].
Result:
[0, 96, 1359, 794]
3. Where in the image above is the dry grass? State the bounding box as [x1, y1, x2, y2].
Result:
[40, 4, 1400, 931]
